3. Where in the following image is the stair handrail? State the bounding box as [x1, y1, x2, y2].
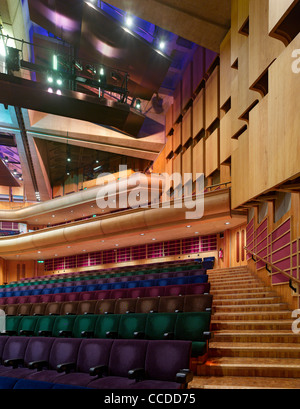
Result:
[244, 246, 300, 292]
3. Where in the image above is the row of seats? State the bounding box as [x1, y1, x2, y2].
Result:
[0, 269, 206, 295]
[0, 294, 213, 317]
[1, 312, 211, 357]
[4, 259, 213, 288]
[0, 336, 193, 389]
[0, 282, 211, 308]
[0, 274, 208, 300]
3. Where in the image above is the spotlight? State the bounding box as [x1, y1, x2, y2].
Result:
[99, 66, 105, 76]
[72, 60, 83, 71]
[136, 99, 141, 110]
[159, 41, 166, 50]
[53, 55, 58, 71]
[48, 87, 53, 93]
[56, 89, 62, 95]
[47, 75, 54, 83]
[4, 156, 8, 163]
[56, 78, 63, 86]
[86, 64, 96, 75]
[125, 15, 133, 27]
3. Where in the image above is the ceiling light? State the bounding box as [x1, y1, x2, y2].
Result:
[4, 156, 8, 163]
[159, 41, 166, 50]
[53, 55, 58, 71]
[52, 215, 55, 218]
[47, 75, 53, 83]
[56, 78, 62, 86]
[225, 222, 230, 225]
[186, 225, 192, 228]
[37, 251, 41, 254]
[115, 244, 119, 247]
[56, 89, 62, 95]
[86, 64, 96, 76]
[125, 15, 133, 27]
[135, 99, 141, 110]
[47, 87, 53, 93]
[67, 157, 71, 162]
[152, 238, 156, 241]
[99, 66, 105, 76]
[140, 233, 145, 236]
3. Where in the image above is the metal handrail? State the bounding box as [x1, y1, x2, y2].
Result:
[244, 246, 300, 292]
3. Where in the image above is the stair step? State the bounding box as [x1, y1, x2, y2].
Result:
[213, 297, 282, 306]
[214, 303, 288, 312]
[209, 342, 300, 358]
[212, 330, 300, 343]
[212, 291, 277, 300]
[212, 310, 292, 321]
[211, 286, 271, 294]
[197, 357, 300, 378]
[190, 376, 300, 389]
[211, 320, 294, 331]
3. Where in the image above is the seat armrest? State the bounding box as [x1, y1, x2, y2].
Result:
[133, 331, 145, 339]
[205, 308, 212, 312]
[4, 358, 24, 369]
[203, 331, 211, 340]
[3, 331, 17, 336]
[28, 360, 49, 371]
[58, 330, 72, 337]
[89, 365, 108, 378]
[175, 309, 183, 313]
[56, 362, 76, 374]
[163, 332, 174, 340]
[149, 310, 157, 314]
[38, 330, 52, 337]
[81, 330, 94, 338]
[19, 330, 34, 336]
[105, 331, 118, 339]
[175, 369, 194, 388]
[128, 368, 145, 382]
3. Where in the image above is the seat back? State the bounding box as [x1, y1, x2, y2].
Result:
[5, 304, 20, 316]
[17, 303, 34, 316]
[135, 297, 159, 314]
[72, 315, 99, 338]
[51, 315, 77, 337]
[158, 295, 184, 313]
[78, 291, 95, 301]
[108, 339, 148, 377]
[94, 314, 121, 339]
[174, 312, 211, 341]
[18, 316, 39, 335]
[126, 287, 146, 299]
[30, 303, 47, 316]
[118, 313, 147, 339]
[60, 302, 79, 316]
[76, 300, 97, 315]
[1, 336, 30, 362]
[145, 286, 165, 297]
[35, 315, 57, 336]
[114, 298, 137, 314]
[94, 299, 116, 315]
[144, 313, 177, 340]
[164, 285, 186, 297]
[5, 315, 23, 332]
[76, 338, 113, 373]
[183, 294, 213, 312]
[44, 302, 62, 316]
[48, 338, 82, 369]
[144, 340, 192, 381]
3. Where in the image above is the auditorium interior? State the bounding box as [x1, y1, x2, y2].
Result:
[0, 0, 299, 390]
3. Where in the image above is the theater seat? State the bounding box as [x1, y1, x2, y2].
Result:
[87, 339, 149, 389]
[135, 297, 159, 314]
[93, 314, 121, 339]
[158, 295, 184, 313]
[0, 336, 30, 374]
[76, 300, 97, 315]
[144, 313, 178, 340]
[94, 299, 116, 315]
[129, 340, 193, 389]
[114, 298, 137, 314]
[183, 294, 213, 312]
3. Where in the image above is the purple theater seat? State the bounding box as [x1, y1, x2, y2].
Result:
[126, 287, 146, 299]
[39, 294, 53, 303]
[64, 292, 79, 302]
[27, 295, 41, 304]
[109, 289, 128, 300]
[52, 293, 67, 303]
[78, 291, 95, 301]
[145, 286, 166, 297]
[130, 340, 192, 389]
[1, 337, 56, 379]
[0, 337, 30, 375]
[87, 339, 149, 389]
[164, 285, 186, 297]
[186, 283, 210, 295]
[93, 290, 111, 300]
[52, 339, 114, 387]
[23, 338, 82, 383]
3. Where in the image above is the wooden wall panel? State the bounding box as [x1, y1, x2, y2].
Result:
[192, 89, 205, 138]
[165, 158, 173, 177]
[182, 107, 192, 146]
[192, 46, 205, 92]
[165, 134, 173, 158]
[152, 146, 166, 174]
[173, 154, 182, 188]
[205, 129, 219, 177]
[231, 0, 247, 66]
[173, 122, 182, 153]
[249, 0, 285, 90]
[205, 49, 218, 72]
[165, 104, 173, 136]
[238, 0, 249, 32]
[205, 66, 220, 130]
[173, 81, 182, 123]
[220, 109, 238, 164]
[231, 129, 250, 208]
[182, 61, 193, 110]
[268, 32, 300, 189]
[269, 0, 298, 35]
[237, 39, 260, 119]
[220, 30, 232, 108]
[248, 96, 269, 199]
[182, 146, 193, 179]
[231, 69, 247, 138]
[53, 184, 63, 198]
[192, 139, 204, 181]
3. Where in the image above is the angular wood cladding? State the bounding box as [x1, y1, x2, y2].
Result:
[155, 0, 299, 213]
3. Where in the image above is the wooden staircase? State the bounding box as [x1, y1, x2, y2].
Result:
[190, 266, 300, 389]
